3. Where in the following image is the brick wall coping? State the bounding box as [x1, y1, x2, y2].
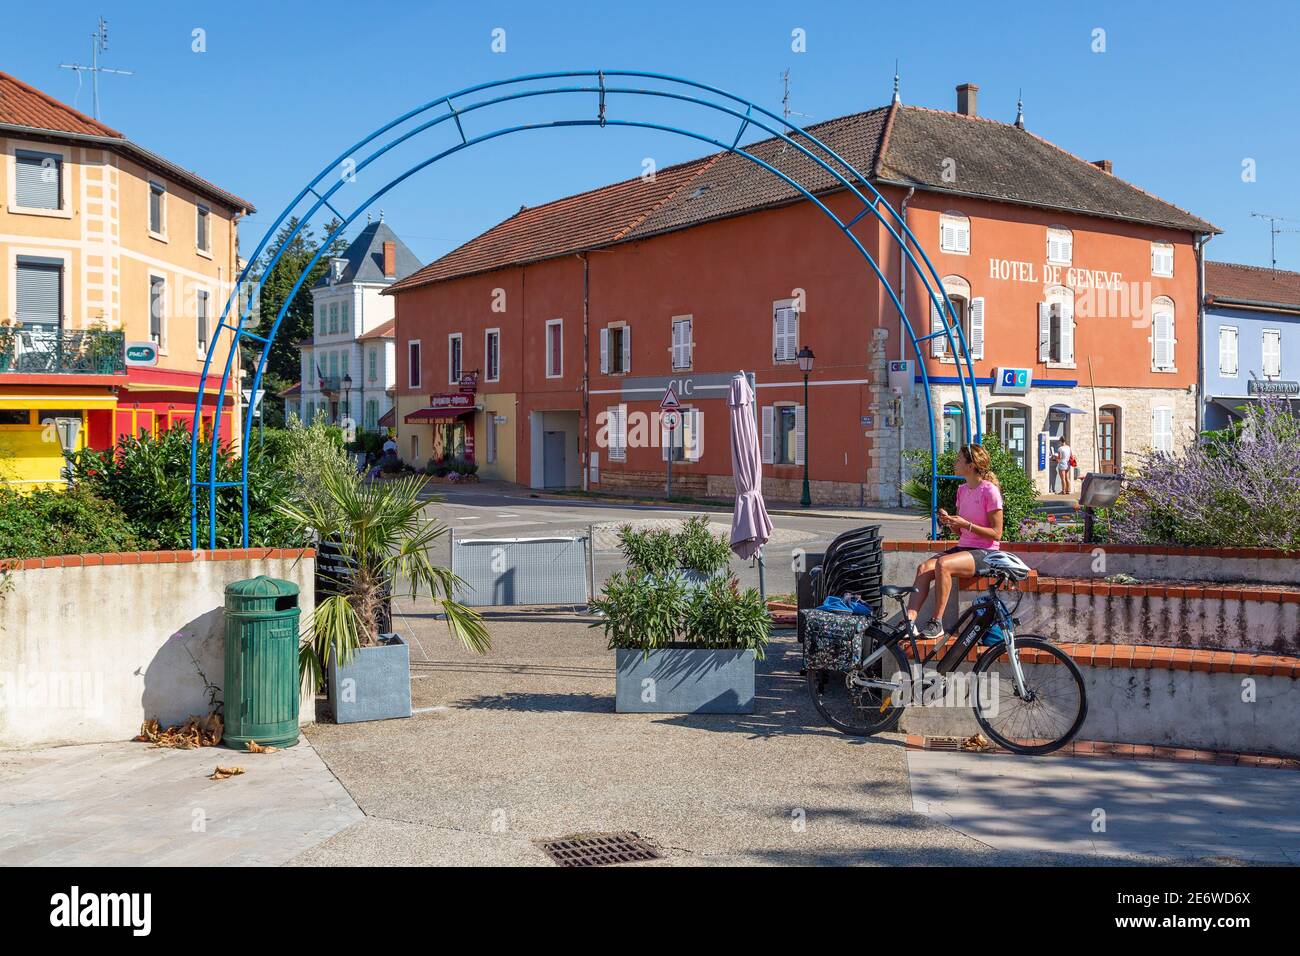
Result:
[956, 572, 1300, 603]
[1, 548, 316, 572]
[883, 540, 1298, 560]
[901, 637, 1300, 678]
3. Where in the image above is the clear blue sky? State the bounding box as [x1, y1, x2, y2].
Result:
[5, 0, 1299, 270]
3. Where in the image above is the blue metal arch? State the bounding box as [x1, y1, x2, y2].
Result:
[191, 71, 982, 547]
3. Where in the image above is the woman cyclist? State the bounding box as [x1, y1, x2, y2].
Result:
[906, 444, 1005, 639]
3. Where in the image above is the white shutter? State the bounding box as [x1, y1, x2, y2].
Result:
[1219, 327, 1238, 376]
[761, 406, 774, 464]
[969, 297, 985, 360]
[774, 306, 797, 361]
[1038, 303, 1051, 362]
[1263, 330, 1282, 378]
[1153, 312, 1173, 369]
[955, 220, 970, 253]
[1153, 407, 1173, 454]
[940, 220, 955, 252]
[794, 404, 806, 465]
[600, 328, 609, 374]
[672, 317, 691, 369]
[608, 405, 627, 460]
[621, 325, 631, 373]
[686, 407, 702, 461]
[16, 151, 61, 210]
[930, 296, 946, 358]
[661, 412, 670, 461]
[1060, 302, 1074, 364]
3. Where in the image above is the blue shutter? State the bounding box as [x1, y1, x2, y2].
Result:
[15, 151, 61, 210]
[16, 260, 62, 327]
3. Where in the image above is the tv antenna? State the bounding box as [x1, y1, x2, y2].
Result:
[1250, 212, 1300, 272]
[59, 16, 134, 121]
[778, 68, 812, 154]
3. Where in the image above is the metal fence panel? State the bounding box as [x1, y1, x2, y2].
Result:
[451, 535, 591, 607]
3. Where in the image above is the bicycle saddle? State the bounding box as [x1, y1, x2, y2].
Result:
[881, 584, 918, 598]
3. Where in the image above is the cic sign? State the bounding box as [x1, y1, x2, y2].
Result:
[991, 367, 1033, 396]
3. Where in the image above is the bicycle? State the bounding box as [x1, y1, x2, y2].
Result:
[805, 565, 1087, 755]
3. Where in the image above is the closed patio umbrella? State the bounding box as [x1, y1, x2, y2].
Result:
[728, 373, 773, 596]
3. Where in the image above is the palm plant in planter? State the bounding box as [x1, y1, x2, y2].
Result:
[278, 466, 488, 723]
[593, 519, 768, 714]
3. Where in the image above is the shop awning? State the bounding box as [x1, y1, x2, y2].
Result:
[404, 406, 473, 423]
[1049, 404, 1088, 415]
[0, 394, 116, 410]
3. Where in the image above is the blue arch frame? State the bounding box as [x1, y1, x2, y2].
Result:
[191, 70, 982, 547]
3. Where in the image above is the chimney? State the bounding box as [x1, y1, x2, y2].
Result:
[1092, 159, 1113, 174]
[383, 240, 396, 278]
[956, 83, 979, 117]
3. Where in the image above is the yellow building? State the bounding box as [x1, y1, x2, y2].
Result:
[0, 71, 254, 488]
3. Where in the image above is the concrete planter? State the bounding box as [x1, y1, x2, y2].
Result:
[615, 647, 756, 714]
[326, 633, 412, 724]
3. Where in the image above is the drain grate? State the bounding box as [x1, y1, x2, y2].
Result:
[537, 831, 663, 867]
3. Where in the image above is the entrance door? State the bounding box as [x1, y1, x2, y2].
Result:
[1098, 407, 1119, 474]
[1047, 412, 1070, 492]
[1004, 420, 1027, 474]
[543, 430, 566, 488]
[986, 405, 1029, 476]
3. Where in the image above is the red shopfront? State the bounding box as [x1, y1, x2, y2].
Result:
[403, 391, 476, 464]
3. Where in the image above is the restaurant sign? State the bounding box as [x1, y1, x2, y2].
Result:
[1248, 380, 1299, 397]
[428, 393, 475, 409]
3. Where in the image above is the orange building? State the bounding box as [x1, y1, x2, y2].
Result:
[387, 84, 1216, 504]
[0, 71, 253, 488]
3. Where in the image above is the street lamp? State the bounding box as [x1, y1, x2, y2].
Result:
[341, 372, 353, 424]
[797, 346, 815, 508]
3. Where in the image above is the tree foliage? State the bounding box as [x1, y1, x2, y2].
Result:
[902, 434, 1039, 540]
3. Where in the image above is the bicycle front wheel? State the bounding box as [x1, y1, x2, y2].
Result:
[971, 636, 1087, 755]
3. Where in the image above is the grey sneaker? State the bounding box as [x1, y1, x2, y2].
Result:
[918, 618, 944, 640]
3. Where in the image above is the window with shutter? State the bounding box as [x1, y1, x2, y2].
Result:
[149, 182, 166, 235]
[369, 347, 378, 382]
[196, 205, 210, 252]
[1037, 303, 1051, 363]
[149, 276, 166, 345]
[341, 302, 351, 336]
[794, 405, 806, 466]
[1047, 228, 1073, 265]
[1153, 407, 1174, 454]
[1151, 243, 1174, 277]
[607, 405, 627, 460]
[329, 303, 338, 334]
[15, 259, 63, 327]
[1059, 302, 1074, 364]
[773, 305, 798, 362]
[686, 407, 702, 461]
[599, 327, 609, 374]
[930, 296, 946, 358]
[940, 214, 970, 254]
[621, 325, 631, 374]
[761, 406, 775, 464]
[15, 150, 62, 210]
[408, 341, 422, 389]
[1263, 329, 1282, 378]
[548, 320, 563, 377]
[197, 290, 209, 353]
[1152, 311, 1175, 370]
[672, 316, 692, 369]
[1218, 327, 1238, 377]
[448, 334, 462, 383]
[485, 329, 500, 381]
[969, 296, 985, 359]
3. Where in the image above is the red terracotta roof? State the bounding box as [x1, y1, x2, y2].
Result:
[0, 70, 254, 213]
[388, 102, 1215, 294]
[1206, 261, 1300, 311]
[357, 318, 396, 340]
[0, 71, 123, 137]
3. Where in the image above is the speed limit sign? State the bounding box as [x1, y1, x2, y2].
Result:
[662, 409, 681, 430]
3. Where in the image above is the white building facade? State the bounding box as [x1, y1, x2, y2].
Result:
[297, 220, 419, 432]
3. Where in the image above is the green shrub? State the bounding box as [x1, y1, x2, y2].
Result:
[617, 516, 734, 576]
[675, 515, 733, 576]
[0, 486, 143, 559]
[902, 435, 1038, 541]
[616, 524, 678, 575]
[65, 425, 304, 550]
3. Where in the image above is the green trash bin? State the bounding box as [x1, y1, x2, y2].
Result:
[223, 576, 302, 750]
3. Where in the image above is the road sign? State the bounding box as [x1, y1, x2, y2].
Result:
[660, 386, 680, 410]
[662, 409, 680, 430]
[125, 342, 159, 367]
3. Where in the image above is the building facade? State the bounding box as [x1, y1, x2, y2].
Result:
[297, 220, 417, 433]
[0, 71, 252, 488]
[387, 85, 1215, 503]
[1202, 261, 1300, 430]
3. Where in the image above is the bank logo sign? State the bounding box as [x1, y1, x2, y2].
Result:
[124, 342, 159, 367]
[991, 366, 1033, 396]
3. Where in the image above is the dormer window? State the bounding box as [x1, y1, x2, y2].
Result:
[330, 258, 347, 284]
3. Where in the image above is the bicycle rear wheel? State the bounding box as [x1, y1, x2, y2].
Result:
[971, 636, 1087, 755]
[806, 640, 909, 737]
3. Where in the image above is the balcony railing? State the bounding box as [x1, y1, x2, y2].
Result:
[0, 327, 126, 376]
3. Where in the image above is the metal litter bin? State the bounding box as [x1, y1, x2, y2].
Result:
[223, 575, 301, 749]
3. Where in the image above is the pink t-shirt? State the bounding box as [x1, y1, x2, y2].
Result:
[956, 480, 1004, 549]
